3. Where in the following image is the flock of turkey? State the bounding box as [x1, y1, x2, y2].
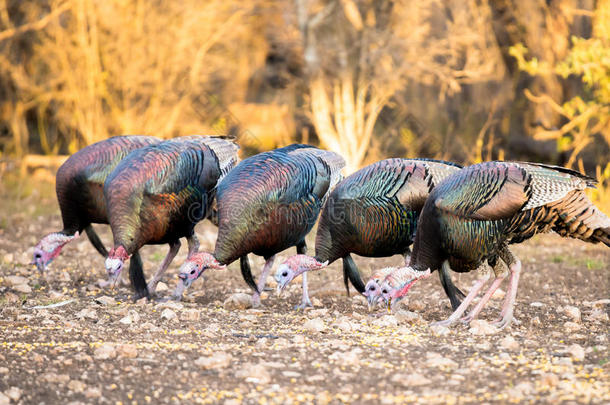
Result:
[32, 135, 610, 329]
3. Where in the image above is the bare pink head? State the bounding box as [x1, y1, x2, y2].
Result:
[274, 255, 329, 291]
[32, 231, 80, 272]
[173, 252, 226, 299]
[105, 245, 130, 283]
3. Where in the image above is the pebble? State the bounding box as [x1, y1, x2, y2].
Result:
[95, 296, 116, 306]
[390, 372, 430, 387]
[468, 319, 498, 335]
[68, 380, 85, 393]
[491, 288, 505, 300]
[235, 363, 270, 384]
[329, 349, 360, 366]
[155, 282, 169, 292]
[155, 301, 183, 311]
[5, 275, 28, 286]
[75, 308, 97, 321]
[586, 308, 609, 322]
[499, 336, 520, 351]
[394, 310, 421, 323]
[180, 309, 200, 321]
[372, 315, 398, 328]
[530, 302, 544, 307]
[567, 344, 585, 362]
[5, 387, 21, 401]
[116, 344, 138, 359]
[160, 308, 177, 321]
[425, 352, 458, 369]
[563, 306, 581, 322]
[223, 293, 252, 310]
[84, 388, 102, 399]
[312, 297, 324, 307]
[303, 318, 326, 333]
[429, 324, 450, 336]
[119, 310, 140, 325]
[0, 392, 8, 405]
[563, 321, 581, 332]
[195, 352, 232, 369]
[282, 371, 301, 378]
[13, 284, 32, 293]
[94, 343, 117, 360]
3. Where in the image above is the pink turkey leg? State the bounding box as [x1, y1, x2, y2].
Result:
[147, 240, 181, 294]
[461, 273, 507, 323]
[252, 255, 276, 307]
[493, 259, 522, 329]
[431, 273, 490, 327]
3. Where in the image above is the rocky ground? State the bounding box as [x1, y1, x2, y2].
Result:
[0, 182, 609, 404]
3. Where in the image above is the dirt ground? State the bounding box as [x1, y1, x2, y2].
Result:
[0, 182, 609, 404]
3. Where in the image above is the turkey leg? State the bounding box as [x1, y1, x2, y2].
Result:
[431, 266, 490, 327]
[147, 240, 181, 295]
[295, 240, 312, 309]
[493, 259, 522, 329]
[251, 255, 276, 307]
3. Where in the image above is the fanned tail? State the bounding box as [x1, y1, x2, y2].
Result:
[550, 190, 610, 247]
[199, 136, 240, 180]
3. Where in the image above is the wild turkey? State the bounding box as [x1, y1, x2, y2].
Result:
[173, 144, 345, 308]
[103, 136, 239, 299]
[32, 135, 160, 276]
[273, 158, 466, 310]
[378, 161, 610, 328]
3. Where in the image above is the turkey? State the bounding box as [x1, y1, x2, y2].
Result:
[273, 158, 466, 310]
[173, 144, 345, 308]
[32, 135, 160, 277]
[378, 161, 610, 329]
[103, 136, 239, 299]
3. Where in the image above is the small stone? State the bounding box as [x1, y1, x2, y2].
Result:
[282, 371, 301, 378]
[5, 275, 28, 286]
[68, 380, 85, 393]
[499, 336, 520, 351]
[564, 321, 581, 332]
[5, 387, 21, 401]
[530, 302, 544, 307]
[539, 373, 559, 388]
[0, 392, 8, 405]
[3, 253, 14, 263]
[391, 373, 430, 387]
[468, 319, 498, 335]
[95, 296, 116, 306]
[429, 324, 450, 336]
[372, 315, 398, 328]
[491, 288, 505, 300]
[13, 284, 32, 293]
[425, 352, 458, 369]
[94, 343, 116, 360]
[195, 352, 232, 369]
[329, 349, 360, 366]
[180, 309, 200, 321]
[312, 297, 324, 307]
[160, 308, 177, 321]
[333, 318, 355, 333]
[235, 363, 270, 384]
[75, 308, 97, 321]
[116, 344, 138, 359]
[563, 306, 581, 322]
[303, 318, 326, 333]
[223, 293, 252, 310]
[395, 310, 421, 323]
[586, 308, 609, 322]
[84, 388, 102, 399]
[567, 344, 585, 362]
[155, 282, 169, 292]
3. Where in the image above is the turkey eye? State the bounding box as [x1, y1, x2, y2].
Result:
[282, 271, 288, 277]
[369, 286, 376, 291]
[34, 253, 42, 259]
[382, 289, 388, 294]
[190, 270, 195, 275]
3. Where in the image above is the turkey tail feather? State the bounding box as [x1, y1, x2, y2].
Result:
[439, 261, 465, 311]
[549, 191, 610, 246]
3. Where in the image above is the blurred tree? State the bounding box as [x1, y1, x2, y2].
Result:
[294, 0, 502, 171]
